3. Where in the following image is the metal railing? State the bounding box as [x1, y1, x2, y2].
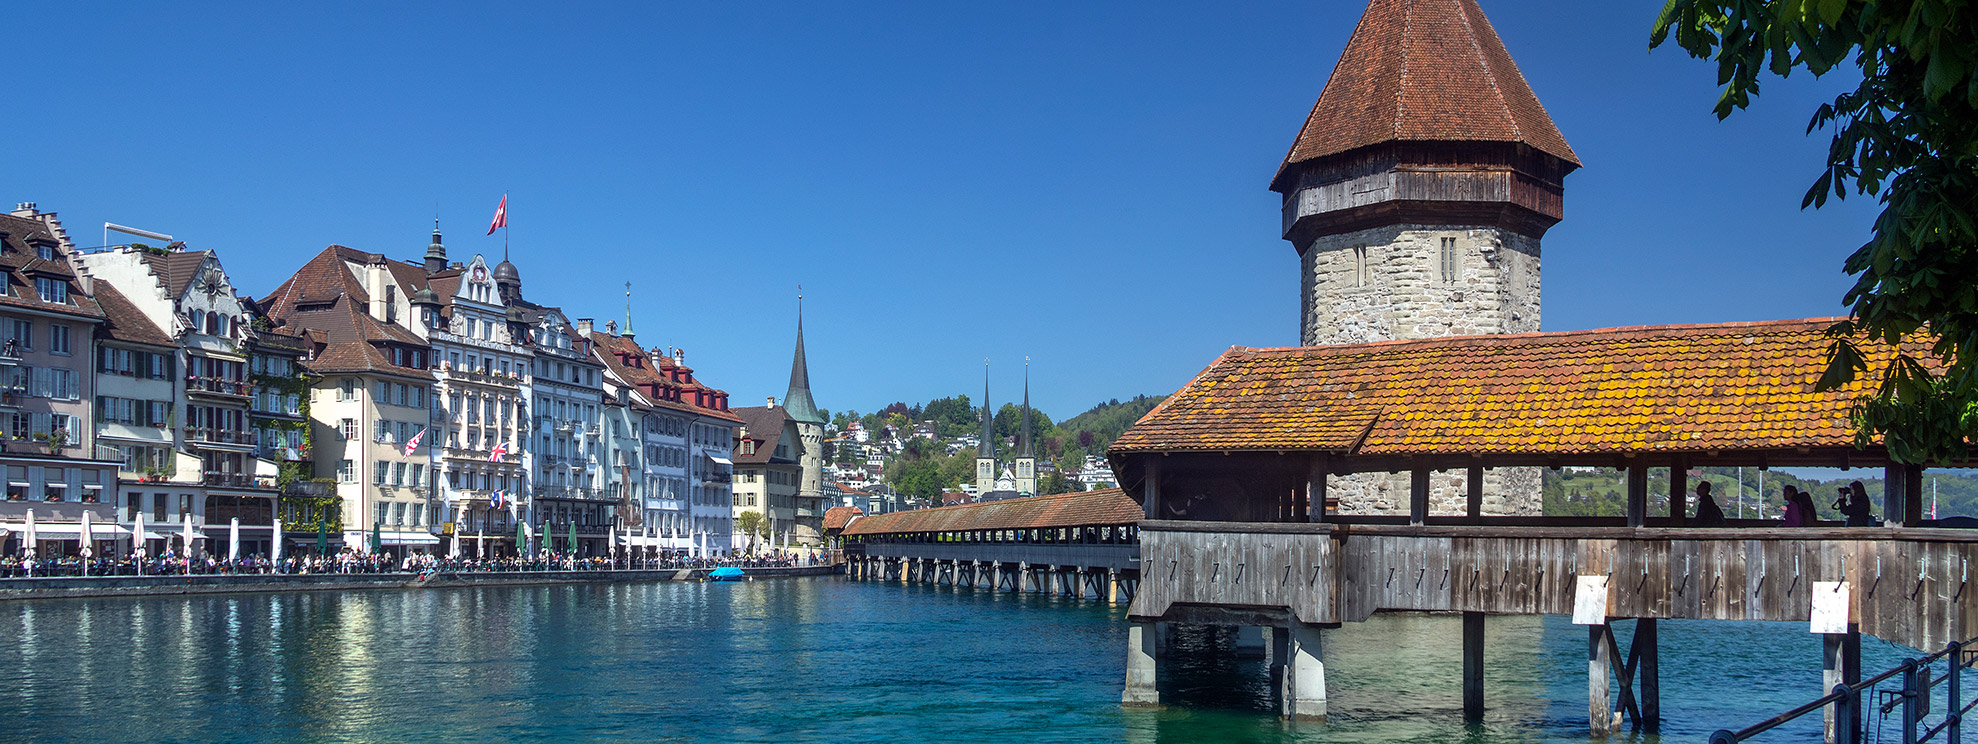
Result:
[1711, 637, 1977, 744]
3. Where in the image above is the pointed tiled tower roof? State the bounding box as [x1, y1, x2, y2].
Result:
[1019, 363, 1033, 458]
[783, 302, 825, 425]
[978, 366, 994, 459]
[1271, 0, 1578, 192]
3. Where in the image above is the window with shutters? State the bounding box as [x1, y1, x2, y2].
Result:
[373, 461, 388, 484]
[339, 418, 356, 439]
[8, 319, 30, 350]
[337, 459, 354, 483]
[49, 324, 69, 355]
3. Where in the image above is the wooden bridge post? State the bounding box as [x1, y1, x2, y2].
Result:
[1282, 620, 1327, 721]
[1626, 465, 1648, 528]
[1669, 457, 1688, 524]
[1466, 465, 1483, 519]
[1590, 622, 1615, 736]
[1122, 622, 1160, 706]
[1107, 569, 1120, 604]
[1463, 611, 1484, 722]
[1638, 618, 1660, 732]
[1307, 456, 1329, 523]
[1409, 467, 1430, 526]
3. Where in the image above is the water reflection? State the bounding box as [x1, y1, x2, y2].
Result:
[0, 579, 1967, 743]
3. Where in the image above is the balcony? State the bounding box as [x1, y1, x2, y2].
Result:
[202, 471, 275, 490]
[187, 427, 252, 445]
[186, 375, 251, 399]
[534, 485, 609, 501]
[254, 444, 308, 461]
[0, 388, 24, 410]
[433, 363, 526, 387]
[554, 420, 575, 435]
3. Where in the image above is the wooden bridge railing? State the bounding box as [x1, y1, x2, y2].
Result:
[1129, 519, 1978, 653]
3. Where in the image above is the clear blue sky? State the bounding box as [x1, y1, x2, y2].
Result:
[12, 1, 1878, 422]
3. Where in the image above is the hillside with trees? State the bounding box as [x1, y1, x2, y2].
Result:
[839, 392, 1167, 496]
[1543, 467, 1978, 521]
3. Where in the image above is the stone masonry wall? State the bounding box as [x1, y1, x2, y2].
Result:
[1300, 224, 1543, 516]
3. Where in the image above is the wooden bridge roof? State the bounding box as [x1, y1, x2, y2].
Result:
[839, 489, 1142, 536]
[1111, 318, 1926, 464]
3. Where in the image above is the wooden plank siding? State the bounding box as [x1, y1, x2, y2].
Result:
[1130, 520, 1978, 652]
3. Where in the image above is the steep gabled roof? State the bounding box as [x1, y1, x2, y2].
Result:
[733, 405, 793, 464]
[137, 249, 212, 299]
[0, 212, 105, 321]
[589, 331, 741, 422]
[1273, 0, 1577, 191]
[823, 506, 863, 532]
[91, 282, 175, 348]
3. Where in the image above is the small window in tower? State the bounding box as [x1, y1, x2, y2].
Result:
[1353, 246, 1369, 287]
[1440, 237, 1458, 283]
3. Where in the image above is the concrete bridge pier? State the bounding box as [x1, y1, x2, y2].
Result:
[1122, 622, 1160, 707]
[1276, 621, 1327, 721]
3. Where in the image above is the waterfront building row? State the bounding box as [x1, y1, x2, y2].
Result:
[0, 205, 831, 561]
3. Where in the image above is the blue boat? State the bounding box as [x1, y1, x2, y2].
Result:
[707, 566, 745, 581]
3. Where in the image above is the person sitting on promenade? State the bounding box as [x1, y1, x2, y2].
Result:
[1836, 481, 1878, 526]
[1693, 481, 1726, 526]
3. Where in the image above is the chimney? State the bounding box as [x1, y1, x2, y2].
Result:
[11, 203, 36, 217]
[604, 320, 617, 335]
[674, 347, 685, 366]
[576, 318, 593, 336]
[768, 396, 778, 408]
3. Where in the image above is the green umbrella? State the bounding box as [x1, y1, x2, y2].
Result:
[567, 521, 577, 556]
[315, 519, 326, 556]
[514, 521, 524, 555]
[371, 521, 382, 554]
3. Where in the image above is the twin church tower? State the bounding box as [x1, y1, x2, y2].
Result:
[974, 364, 1037, 498]
[1277, 0, 1578, 514]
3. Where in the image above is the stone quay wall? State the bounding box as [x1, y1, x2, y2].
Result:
[0, 564, 841, 601]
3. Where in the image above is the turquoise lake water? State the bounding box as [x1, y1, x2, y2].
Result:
[0, 576, 1961, 742]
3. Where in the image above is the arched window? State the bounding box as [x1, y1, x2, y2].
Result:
[205, 313, 219, 336]
[189, 309, 205, 332]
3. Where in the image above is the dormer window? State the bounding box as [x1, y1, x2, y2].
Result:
[33, 278, 66, 304]
[32, 242, 53, 261]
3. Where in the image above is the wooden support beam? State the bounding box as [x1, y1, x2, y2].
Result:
[1589, 623, 1617, 736]
[1604, 621, 1642, 726]
[1410, 467, 1430, 526]
[1626, 465, 1648, 528]
[1638, 618, 1659, 732]
[1308, 456, 1329, 524]
[1466, 465, 1483, 519]
[1144, 458, 1163, 520]
[1463, 611, 1485, 722]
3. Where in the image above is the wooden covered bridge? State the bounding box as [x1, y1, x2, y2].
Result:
[1107, 318, 1976, 738]
[840, 488, 1144, 603]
